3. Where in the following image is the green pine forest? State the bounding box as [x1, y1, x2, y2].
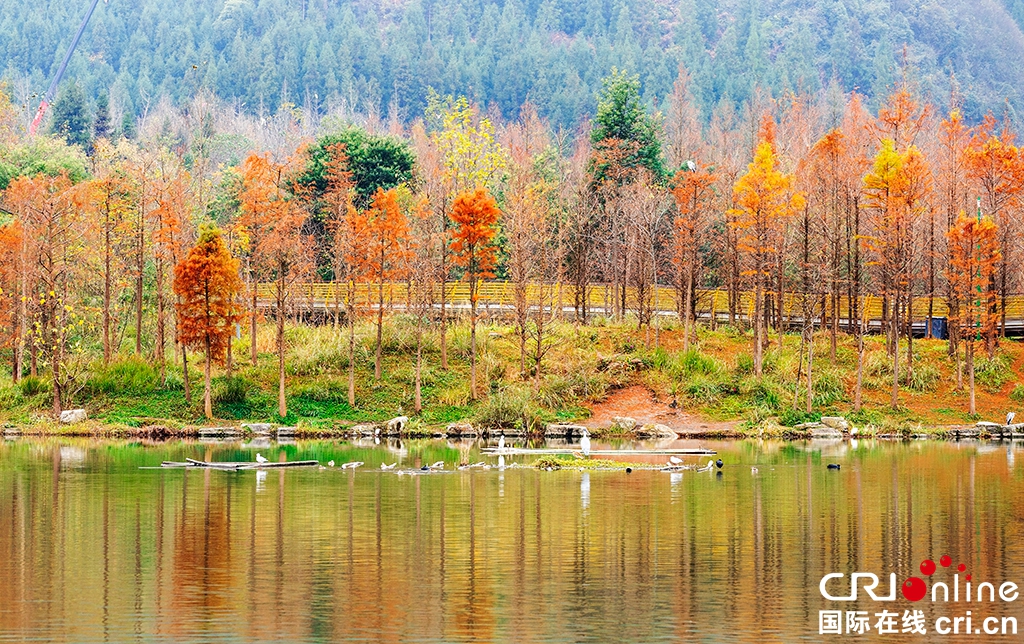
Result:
[3, 0, 1024, 128]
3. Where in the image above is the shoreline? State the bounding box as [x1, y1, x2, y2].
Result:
[3, 419, 1018, 441]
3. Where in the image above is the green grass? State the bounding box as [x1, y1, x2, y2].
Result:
[2, 317, 1021, 434]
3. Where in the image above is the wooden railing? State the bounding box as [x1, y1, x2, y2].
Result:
[254, 281, 1024, 324]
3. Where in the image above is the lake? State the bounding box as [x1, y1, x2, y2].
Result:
[1, 437, 1022, 642]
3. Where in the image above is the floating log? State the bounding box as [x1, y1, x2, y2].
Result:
[157, 458, 320, 470]
[479, 448, 716, 456]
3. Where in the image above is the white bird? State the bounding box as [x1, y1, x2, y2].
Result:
[381, 462, 397, 470]
[685, 160, 696, 172]
[498, 435, 505, 452]
[255, 453, 268, 464]
[580, 429, 591, 457]
[341, 461, 363, 469]
[668, 456, 683, 466]
[429, 461, 445, 470]
[1007, 412, 1016, 426]
[751, 466, 759, 474]
[328, 460, 335, 467]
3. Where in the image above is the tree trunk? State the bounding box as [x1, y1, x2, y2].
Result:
[156, 257, 166, 385]
[533, 310, 545, 393]
[754, 273, 764, 378]
[967, 337, 976, 416]
[347, 296, 356, 407]
[103, 210, 112, 365]
[890, 296, 900, 409]
[203, 337, 212, 419]
[683, 262, 693, 354]
[182, 344, 192, 405]
[277, 281, 287, 418]
[135, 216, 144, 355]
[250, 276, 258, 365]
[905, 287, 914, 387]
[805, 327, 814, 414]
[375, 274, 384, 380]
[470, 277, 478, 401]
[854, 315, 864, 413]
[51, 341, 62, 416]
[414, 314, 422, 414]
[226, 328, 233, 379]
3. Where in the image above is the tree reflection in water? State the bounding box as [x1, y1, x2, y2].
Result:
[0, 439, 1022, 641]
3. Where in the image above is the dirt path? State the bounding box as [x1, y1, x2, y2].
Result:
[585, 385, 739, 435]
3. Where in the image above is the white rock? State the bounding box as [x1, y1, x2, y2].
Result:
[386, 416, 409, 432]
[611, 416, 638, 431]
[59, 409, 87, 424]
[821, 416, 850, 431]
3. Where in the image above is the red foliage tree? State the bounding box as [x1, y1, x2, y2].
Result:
[173, 226, 243, 419]
[450, 188, 500, 399]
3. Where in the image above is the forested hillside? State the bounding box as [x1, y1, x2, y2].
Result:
[2, 0, 1024, 128]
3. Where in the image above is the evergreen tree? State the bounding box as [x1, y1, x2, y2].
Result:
[120, 111, 137, 140]
[50, 82, 91, 149]
[591, 69, 664, 181]
[93, 93, 111, 141]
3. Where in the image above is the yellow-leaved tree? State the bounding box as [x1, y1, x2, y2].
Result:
[730, 138, 804, 377]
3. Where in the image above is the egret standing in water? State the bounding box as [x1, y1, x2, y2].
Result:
[256, 453, 268, 464]
[498, 435, 505, 452]
[580, 429, 591, 457]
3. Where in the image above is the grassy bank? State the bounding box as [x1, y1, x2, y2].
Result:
[0, 314, 1020, 436]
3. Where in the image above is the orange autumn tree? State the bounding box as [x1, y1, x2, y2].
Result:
[730, 138, 804, 377]
[947, 213, 1000, 415]
[351, 187, 412, 380]
[938, 108, 972, 367]
[173, 226, 243, 419]
[450, 188, 500, 399]
[236, 152, 278, 365]
[671, 163, 716, 353]
[862, 140, 932, 407]
[0, 220, 21, 381]
[964, 115, 1021, 340]
[6, 173, 86, 415]
[322, 142, 356, 326]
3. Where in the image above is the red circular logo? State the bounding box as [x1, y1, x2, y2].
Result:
[902, 577, 927, 602]
[940, 555, 952, 567]
[920, 559, 936, 576]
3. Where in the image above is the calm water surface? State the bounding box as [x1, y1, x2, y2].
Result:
[1, 437, 1023, 642]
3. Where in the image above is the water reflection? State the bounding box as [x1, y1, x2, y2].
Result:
[0, 439, 1023, 642]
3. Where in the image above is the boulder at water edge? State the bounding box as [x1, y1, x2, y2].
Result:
[59, 409, 87, 425]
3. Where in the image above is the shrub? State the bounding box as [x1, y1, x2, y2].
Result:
[677, 350, 721, 376]
[0, 382, 22, 406]
[536, 371, 610, 408]
[735, 353, 754, 375]
[19, 375, 49, 397]
[975, 354, 1013, 393]
[685, 378, 726, 405]
[748, 381, 781, 410]
[475, 388, 544, 431]
[213, 376, 251, 404]
[812, 370, 847, 406]
[87, 357, 160, 395]
[1011, 385, 1024, 403]
[905, 362, 939, 393]
[292, 377, 348, 402]
[436, 381, 471, 407]
[778, 408, 820, 427]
